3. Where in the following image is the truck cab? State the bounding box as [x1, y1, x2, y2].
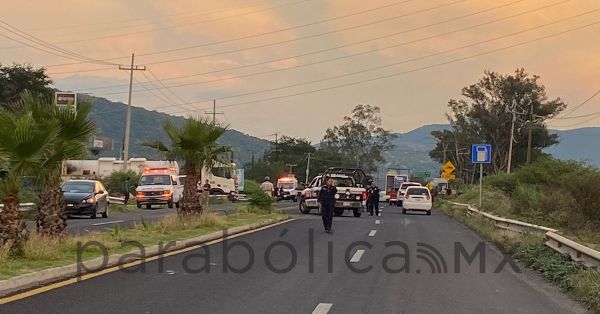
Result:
[135, 166, 182, 209]
[299, 168, 367, 217]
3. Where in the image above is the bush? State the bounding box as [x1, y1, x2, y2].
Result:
[510, 184, 543, 216]
[571, 268, 600, 312]
[244, 180, 273, 212]
[515, 244, 583, 290]
[101, 171, 140, 196]
[486, 172, 518, 195]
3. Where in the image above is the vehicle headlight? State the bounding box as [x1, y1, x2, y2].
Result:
[334, 194, 340, 199]
[355, 195, 360, 200]
[82, 197, 95, 204]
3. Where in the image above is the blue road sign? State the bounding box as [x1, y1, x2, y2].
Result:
[471, 144, 492, 164]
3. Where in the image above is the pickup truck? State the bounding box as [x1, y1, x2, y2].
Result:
[298, 168, 368, 217]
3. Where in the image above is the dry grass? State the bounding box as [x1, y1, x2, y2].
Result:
[22, 233, 63, 261]
[571, 268, 600, 312]
[152, 212, 227, 234]
[0, 244, 9, 264]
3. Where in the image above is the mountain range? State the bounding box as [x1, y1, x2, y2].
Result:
[86, 96, 598, 174]
[87, 96, 270, 167]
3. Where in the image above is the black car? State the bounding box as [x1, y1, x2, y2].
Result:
[62, 180, 109, 219]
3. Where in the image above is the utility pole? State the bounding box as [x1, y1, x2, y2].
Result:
[526, 100, 534, 164]
[204, 99, 224, 125]
[286, 164, 297, 174]
[507, 100, 518, 174]
[305, 153, 311, 185]
[119, 53, 146, 170]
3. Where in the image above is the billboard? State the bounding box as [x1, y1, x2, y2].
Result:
[54, 92, 77, 111]
[90, 136, 114, 152]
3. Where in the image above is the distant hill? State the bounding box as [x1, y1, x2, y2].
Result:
[379, 124, 600, 181]
[86, 96, 270, 166]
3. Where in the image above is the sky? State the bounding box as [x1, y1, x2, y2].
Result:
[1, 0, 600, 142]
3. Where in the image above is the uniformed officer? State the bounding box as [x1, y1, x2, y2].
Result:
[367, 180, 380, 216]
[318, 176, 337, 233]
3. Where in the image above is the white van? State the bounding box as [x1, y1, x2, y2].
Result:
[135, 167, 183, 209]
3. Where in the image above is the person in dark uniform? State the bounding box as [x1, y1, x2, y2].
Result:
[318, 176, 337, 233]
[367, 180, 380, 216]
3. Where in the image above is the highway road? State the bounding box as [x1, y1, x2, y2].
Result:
[27, 201, 299, 235]
[2, 205, 586, 313]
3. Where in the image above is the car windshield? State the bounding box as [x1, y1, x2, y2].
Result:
[62, 182, 94, 193]
[278, 183, 295, 189]
[401, 183, 421, 190]
[139, 175, 172, 186]
[332, 177, 354, 187]
[407, 188, 429, 196]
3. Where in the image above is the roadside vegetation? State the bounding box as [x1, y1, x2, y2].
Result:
[453, 157, 600, 249]
[0, 210, 288, 280]
[440, 201, 600, 313]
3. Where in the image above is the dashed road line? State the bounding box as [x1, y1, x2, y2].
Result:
[375, 220, 381, 225]
[312, 303, 333, 314]
[350, 249, 366, 263]
[92, 220, 125, 226]
[368, 230, 377, 237]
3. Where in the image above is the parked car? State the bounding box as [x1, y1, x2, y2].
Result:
[402, 186, 432, 215]
[63, 180, 109, 219]
[396, 182, 422, 206]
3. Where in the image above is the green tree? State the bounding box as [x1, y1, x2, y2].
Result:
[142, 116, 231, 214]
[0, 64, 52, 109]
[245, 136, 316, 183]
[18, 93, 97, 236]
[0, 107, 59, 253]
[431, 69, 566, 175]
[321, 104, 395, 173]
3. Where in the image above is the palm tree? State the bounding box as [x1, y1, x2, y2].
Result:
[0, 106, 59, 253]
[142, 116, 231, 214]
[23, 93, 96, 236]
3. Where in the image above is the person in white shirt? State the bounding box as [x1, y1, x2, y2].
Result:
[260, 176, 274, 197]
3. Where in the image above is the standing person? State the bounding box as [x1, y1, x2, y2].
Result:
[123, 177, 131, 205]
[260, 176, 274, 198]
[202, 179, 211, 208]
[367, 180, 380, 216]
[318, 176, 337, 233]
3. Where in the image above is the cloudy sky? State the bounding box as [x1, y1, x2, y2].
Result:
[2, 0, 599, 141]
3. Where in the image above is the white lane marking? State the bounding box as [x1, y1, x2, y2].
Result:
[368, 230, 377, 237]
[375, 220, 381, 225]
[312, 303, 333, 314]
[350, 249, 365, 263]
[92, 220, 125, 226]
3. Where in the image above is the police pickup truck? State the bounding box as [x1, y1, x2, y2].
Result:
[299, 168, 368, 217]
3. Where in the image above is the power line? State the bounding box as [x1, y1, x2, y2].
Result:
[103, 6, 600, 112]
[0, 18, 119, 66]
[556, 87, 600, 118]
[9, 0, 312, 55]
[77, 0, 531, 92]
[45, 0, 465, 71]
[162, 18, 600, 115]
[15, 0, 285, 35]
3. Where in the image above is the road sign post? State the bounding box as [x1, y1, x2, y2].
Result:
[471, 144, 492, 208]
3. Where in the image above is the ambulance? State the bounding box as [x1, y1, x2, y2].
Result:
[135, 162, 183, 209]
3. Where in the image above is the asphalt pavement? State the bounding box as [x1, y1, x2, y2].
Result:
[3, 204, 586, 313]
[26, 201, 299, 235]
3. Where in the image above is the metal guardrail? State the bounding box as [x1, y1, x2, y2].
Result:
[448, 201, 600, 267]
[546, 232, 600, 267]
[0, 203, 36, 212]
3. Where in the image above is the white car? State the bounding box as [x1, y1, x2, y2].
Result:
[396, 182, 422, 206]
[402, 186, 432, 215]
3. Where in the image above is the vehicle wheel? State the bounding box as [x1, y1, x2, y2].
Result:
[353, 209, 361, 217]
[146, 204, 152, 209]
[299, 200, 310, 214]
[334, 209, 344, 217]
[101, 205, 108, 218]
[90, 206, 97, 219]
[167, 200, 174, 208]
[402, 208, 407, 214]
[136, 202, 141, 209]
[427, 210, 432, 216]
[293, 196, 298, 203]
